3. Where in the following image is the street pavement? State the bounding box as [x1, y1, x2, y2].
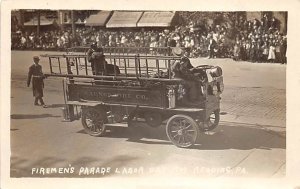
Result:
[10, 50, 286, 178]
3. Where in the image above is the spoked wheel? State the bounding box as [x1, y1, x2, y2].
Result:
[81, 107, 107, 136]
[199, 110, 220, 132]
[166, 115, 199, 148]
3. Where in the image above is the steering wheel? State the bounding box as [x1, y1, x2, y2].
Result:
[195, 65, 214, 69]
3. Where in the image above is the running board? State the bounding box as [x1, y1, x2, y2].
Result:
[105, 123, 128, 127]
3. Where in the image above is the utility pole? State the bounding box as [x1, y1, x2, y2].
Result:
[37, 10, 40, 37]
[57, 10, 64, 31]
[71, 10, 75, 37]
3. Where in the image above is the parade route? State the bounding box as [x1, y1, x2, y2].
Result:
[10, 50, 286, 178]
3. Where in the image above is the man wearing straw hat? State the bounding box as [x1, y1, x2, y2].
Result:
[171, 48, 199, 105]
[27, 56, 47, 108]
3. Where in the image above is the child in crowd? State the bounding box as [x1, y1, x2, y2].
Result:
[262, 42, 269, 62]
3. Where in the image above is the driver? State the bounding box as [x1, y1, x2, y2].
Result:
[171, 48, 200, 104]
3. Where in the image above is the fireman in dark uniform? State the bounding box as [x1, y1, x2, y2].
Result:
[87, 42, 120, 76]
[171, 48, 200, 104]
[27, 56, 47, 108]
[87, 42, 106, 75]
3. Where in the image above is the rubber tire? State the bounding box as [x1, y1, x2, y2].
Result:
[166, 114, 199, 148]
[199, 110, 220, 132]
[81, 107, 107, 137]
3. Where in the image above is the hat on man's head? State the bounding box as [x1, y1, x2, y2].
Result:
[91, 42, 97, 48]
[33, 56, 40, 60]
[181, 56, 189, 63]
[172, 47, 184, 56]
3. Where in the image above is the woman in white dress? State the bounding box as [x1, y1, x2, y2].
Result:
[268, 42, 276, 63]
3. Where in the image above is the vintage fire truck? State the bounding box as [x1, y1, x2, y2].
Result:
[41, 47, 224, 148]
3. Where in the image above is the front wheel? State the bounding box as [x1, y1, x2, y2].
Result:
[81, 107, 107, 136]
[199, 110, 220, 132]
[166, 115, 199, 148]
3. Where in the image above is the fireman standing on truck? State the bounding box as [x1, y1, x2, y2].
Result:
[87, 42, 106, 75]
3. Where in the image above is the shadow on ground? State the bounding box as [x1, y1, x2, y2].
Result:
[11, 114, 60, 119]
[45, 104, 65, 108]
[77, 120, 285, 150]
[11, 120, 286, 178]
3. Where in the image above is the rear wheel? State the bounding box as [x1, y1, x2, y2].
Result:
[166, 115, 199, 148]
[199, 110, 220, 132]
[144, 111, 163, 127]
[81, 107, 107, 136]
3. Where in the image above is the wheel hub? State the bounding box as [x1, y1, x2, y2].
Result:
[178, 130, 183, 135]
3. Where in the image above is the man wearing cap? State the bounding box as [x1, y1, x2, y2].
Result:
[87, 42, 106, 75]
[27, 56, 47, 108]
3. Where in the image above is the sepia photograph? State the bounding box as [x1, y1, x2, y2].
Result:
[2, 0, 300, 188]
[9, 9, 287, 177]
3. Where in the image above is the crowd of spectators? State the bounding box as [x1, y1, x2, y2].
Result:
[11, 14, 287, 63]
[232, 14, 287, 63]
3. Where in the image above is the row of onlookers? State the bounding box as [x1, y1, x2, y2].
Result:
[11, 15, 287, 63]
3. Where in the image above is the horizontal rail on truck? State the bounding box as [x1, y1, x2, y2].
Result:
[41, 54, 181, 60]
[68, 46, 173, 50]
[67, 46, 174, 55]
[41, 53, 181, 80]
[44, 73, 183, 83]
